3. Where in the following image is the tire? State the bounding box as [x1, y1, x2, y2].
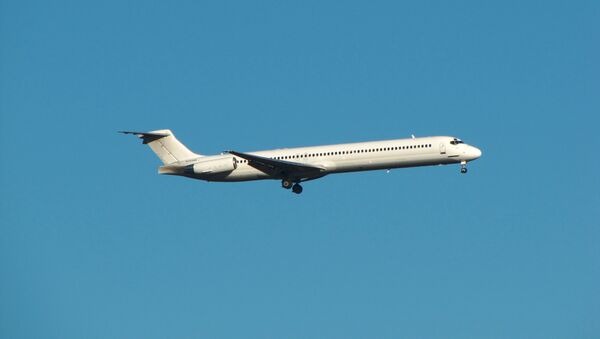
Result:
[292, 184, 303, 194]
[282, 179, 293, 189]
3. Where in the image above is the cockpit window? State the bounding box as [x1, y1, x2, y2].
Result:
[450, 138, 464, 145]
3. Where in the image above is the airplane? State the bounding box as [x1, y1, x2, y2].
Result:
[120, 129, 482, 194]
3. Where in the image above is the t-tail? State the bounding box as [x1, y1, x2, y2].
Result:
[119, 129, 201, 165]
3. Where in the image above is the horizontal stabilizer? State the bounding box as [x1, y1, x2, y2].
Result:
[119, 131, 169, 144]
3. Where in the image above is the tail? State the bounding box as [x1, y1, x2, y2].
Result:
[120, 129, 201, 164]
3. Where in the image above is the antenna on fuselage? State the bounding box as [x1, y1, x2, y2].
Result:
[411, 134, 415, 139]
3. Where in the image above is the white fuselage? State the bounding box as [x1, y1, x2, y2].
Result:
[167, 136, 482, 182]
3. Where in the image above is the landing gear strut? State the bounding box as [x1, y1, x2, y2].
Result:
[460, 161, 468, 174]
[292, 183, 303, 194]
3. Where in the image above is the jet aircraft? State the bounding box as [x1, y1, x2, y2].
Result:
[121, 130, 482, 194]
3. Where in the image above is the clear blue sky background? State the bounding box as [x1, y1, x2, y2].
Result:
[1, 1, 599, 338]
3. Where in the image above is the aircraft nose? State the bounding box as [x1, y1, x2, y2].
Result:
[472, 146, 482, 159]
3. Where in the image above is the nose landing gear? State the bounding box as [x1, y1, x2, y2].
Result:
[460, 160, 468, 174]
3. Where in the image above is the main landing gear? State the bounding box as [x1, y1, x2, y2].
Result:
[292, 184, 303, 194]
[282, 179, 294, 189]
[460, 160, 468, 174]
[282, 179, 303, 194]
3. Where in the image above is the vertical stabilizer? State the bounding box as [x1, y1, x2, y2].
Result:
[120, 129, 201, 164]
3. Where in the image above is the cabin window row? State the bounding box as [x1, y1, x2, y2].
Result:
[237, 144, 433, 163]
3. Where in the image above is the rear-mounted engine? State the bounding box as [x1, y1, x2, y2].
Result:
[184, 157, 237, 175]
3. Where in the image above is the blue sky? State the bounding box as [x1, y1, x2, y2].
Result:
[1, 1, 599, 338]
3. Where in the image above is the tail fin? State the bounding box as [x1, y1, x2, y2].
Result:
[120, 129, 201, 164]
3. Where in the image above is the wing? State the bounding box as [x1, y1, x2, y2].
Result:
[226, 150, 325, 179]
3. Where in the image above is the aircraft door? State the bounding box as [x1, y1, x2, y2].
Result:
[439, 143, 446, 154]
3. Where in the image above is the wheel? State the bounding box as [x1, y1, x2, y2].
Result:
[461, 167, 468, 174]
[282, 179, 293, 189]
[292, 184, 303, 194]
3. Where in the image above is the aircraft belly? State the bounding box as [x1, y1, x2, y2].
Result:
[332, 153, 450, 173]
[213, 167, 271, 182]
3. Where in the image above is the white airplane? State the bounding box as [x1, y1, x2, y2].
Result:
[121, 129, 482, 194]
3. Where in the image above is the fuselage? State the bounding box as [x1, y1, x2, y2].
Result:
[162, 136, 482, 182]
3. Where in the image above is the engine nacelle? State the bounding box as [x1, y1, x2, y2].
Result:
[186, 157, 237, 175]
